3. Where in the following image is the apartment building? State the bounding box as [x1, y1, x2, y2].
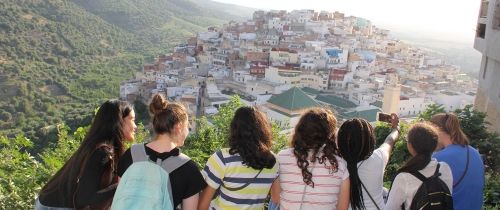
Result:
[474, 0, 500, 133]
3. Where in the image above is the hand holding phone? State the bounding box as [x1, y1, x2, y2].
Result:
[377, 112, 392, 123]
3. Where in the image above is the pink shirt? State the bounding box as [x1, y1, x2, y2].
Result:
[278, 148, 349, 210]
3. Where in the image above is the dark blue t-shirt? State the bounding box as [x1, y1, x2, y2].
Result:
[433, 144, 485, 210]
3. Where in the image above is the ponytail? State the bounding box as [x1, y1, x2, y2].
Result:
[430, 113, 469, 146]
[398, 123, 438, 173]
[397, 153, 431, 173]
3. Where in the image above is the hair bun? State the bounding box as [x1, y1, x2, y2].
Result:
[149, 93, 169, 115]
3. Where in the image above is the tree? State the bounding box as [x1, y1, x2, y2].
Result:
[184, 95, 289, 168]
[210, 95, 244, 145]
[418, 103, 445, 120]
[454, 105, 500, 173]
[375, 121, 411, 182]
[0, 135, 44, 210]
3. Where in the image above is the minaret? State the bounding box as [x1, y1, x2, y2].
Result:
[382, 74, 400, 114]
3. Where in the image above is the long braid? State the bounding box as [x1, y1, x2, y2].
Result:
[338, 119, 376, 210]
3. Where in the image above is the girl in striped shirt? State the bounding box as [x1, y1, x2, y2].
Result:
[271, 108, 350, 210]
[198, 107, 279, 210]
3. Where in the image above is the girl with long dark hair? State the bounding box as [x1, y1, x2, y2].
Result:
[198, 106, 278, 210]
[430, 113, 484, 210]
[272, 108, 350, 210]
[117, 93, 206, 210]
[385, 123, 453, 210]
[36, 100, 137, 210]
[337, 115, 399, 210]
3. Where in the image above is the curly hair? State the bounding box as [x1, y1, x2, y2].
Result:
[291, 108, 339, 187]
[228, 106, 276, 169]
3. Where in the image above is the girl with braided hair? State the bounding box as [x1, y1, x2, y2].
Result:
[337, 115, 399, 210]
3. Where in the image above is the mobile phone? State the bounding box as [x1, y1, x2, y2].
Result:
[377, 112, 392, 123]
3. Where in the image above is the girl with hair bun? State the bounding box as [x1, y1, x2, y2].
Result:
[117, 93, 206, 210]
[430, 113, 485, 210]
[272, 108, 350, 210]
[386, 122, 453, 210]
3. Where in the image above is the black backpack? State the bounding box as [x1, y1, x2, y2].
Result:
[408, 163, 453, 210]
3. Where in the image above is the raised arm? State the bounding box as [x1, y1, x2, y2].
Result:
[378, 113, 400, 161]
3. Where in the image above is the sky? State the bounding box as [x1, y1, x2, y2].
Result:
[213, 0, 481, 44]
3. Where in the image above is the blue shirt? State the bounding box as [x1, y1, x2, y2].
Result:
[433, 144, 485, 210]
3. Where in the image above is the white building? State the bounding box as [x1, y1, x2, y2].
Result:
[430, 91, 475, 112]
[120, 80, 141, 99]
[300, 72, 329, 91]
[398, 97, 431, 117]
[473, 0, 500, 133]
[264, 66, 302, 85]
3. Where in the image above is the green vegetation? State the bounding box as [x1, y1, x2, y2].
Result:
[0, 0, 496, 209]
[0, 99, 499, 209]
[184, 95, 289, 168]
[377, 104, 500, 209]
[0, 0, 250, 153]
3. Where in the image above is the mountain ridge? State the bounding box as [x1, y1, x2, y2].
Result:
[0, 0, 253, 150]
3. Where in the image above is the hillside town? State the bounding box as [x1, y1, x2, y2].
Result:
[120, 10, 478, 131]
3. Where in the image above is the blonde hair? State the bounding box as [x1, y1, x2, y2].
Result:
[430, 113, 469, 146]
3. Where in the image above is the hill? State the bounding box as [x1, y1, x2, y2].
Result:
[390, 31, 481, 78]
[0, 0, 253, 151]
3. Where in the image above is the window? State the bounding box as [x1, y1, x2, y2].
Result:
[494, 1, 500, 30]
[477, 23, 486, 38]
[480, 0, 490, 18]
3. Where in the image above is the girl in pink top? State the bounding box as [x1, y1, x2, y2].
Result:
[271, 108, 350, 210]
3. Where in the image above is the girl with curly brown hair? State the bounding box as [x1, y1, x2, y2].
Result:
[198, 106, 278, 210]
[271, 108, 350, 210]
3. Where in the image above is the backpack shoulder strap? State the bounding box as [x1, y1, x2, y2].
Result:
[408, 169, 428, 182]
[161, 152, 191, 173]
[433, 163, 441, 177]
[131, 144, 149, 162]
[453, 146, 469, 188]
[409, 163, 441, 182]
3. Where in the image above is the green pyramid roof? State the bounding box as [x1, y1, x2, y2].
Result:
[316, 95, 357, 109]
[268, 87, 320, 110]
[301, 87, 320, 95]
[342, 108, 381, 122]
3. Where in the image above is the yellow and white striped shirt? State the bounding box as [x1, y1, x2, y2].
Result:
[201, 148, 279, 210]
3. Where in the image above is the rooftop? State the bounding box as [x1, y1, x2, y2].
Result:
[268, 87, 320, 111]
[342, 108, 381, 122]
[316, 95, 357, 109]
